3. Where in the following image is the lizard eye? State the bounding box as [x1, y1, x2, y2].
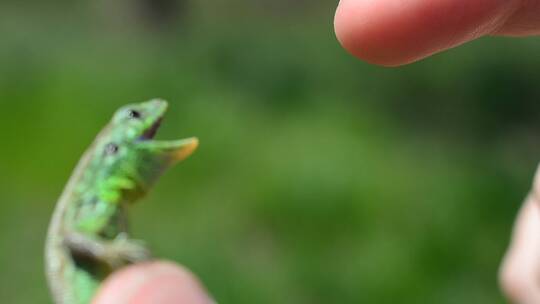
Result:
[104, 143, 119, 155]
[127, 109, 141, 119]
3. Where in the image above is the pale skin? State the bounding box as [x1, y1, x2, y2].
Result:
[334, 0, 540, 66]
[93, 1, 540, 303]
[92, 261, 214, 304]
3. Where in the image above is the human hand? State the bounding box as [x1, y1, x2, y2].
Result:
[500, 169, 540, 304]
[92, 261, 214, 304]
[334, 0, 540, 66]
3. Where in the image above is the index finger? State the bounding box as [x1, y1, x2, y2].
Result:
[334, 0, 539, 66]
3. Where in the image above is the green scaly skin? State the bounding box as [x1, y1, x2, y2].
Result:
[45, 99, 198, 304]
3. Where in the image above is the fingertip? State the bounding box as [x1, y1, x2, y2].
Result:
[93, 261, 214, 304]
[334, 0, 440, 66]
[334, 0, 403, 66]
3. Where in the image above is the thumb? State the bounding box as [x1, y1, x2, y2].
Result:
[92, 261, 215, 304]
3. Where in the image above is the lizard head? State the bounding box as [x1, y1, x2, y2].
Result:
[90, 99, 198, 203]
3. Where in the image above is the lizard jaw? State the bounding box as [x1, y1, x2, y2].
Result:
[134, 99, 198, 161]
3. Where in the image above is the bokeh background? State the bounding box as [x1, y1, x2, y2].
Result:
[1, 1, 540, 303]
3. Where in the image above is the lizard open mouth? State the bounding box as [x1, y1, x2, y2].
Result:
[140, 118, 162, 140]
[132, 99, 198, 161]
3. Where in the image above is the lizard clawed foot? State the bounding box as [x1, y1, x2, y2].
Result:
[104, 234, 152, 268]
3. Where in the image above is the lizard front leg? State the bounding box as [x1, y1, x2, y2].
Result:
[64, 231, 152, 268]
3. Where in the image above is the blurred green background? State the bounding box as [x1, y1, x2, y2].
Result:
[1, 1, 540, 303]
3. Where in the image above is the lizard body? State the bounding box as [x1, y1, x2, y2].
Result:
[45, 99, 198, 304]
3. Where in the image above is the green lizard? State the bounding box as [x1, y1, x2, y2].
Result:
[45, 99, 198, 304]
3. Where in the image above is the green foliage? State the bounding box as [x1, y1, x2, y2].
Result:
[0, 2, 539, 303]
